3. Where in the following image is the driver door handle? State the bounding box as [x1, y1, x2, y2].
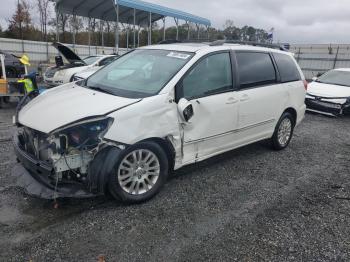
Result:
[226, 97, 239, 104]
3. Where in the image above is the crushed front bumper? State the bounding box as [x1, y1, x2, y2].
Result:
[305, 95, 350, 116]
[13, 133, 96, 199]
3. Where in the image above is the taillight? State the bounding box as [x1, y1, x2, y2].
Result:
[303, 80, 308, 90]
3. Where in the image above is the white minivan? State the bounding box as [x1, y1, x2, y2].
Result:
[14, 42, 307, 203]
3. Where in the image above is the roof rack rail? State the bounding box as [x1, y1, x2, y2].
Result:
[157, 39, 210, 45]
[209, 40, 288, 51]
[157, 39, 182, 45]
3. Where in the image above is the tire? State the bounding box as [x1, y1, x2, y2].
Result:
[3, 96, 10, 104]
[6, 67, 17, 78]
[271, 112, 295, 150]
[108, 141, 169, 204]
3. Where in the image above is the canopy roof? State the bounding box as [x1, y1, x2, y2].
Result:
[55, 0, 211, 26]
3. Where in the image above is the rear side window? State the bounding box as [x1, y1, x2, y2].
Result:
[273, 53, 301, 82]
[236, 52, 276, 88]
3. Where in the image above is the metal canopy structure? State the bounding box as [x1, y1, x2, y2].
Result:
[54, 0, 211, 53]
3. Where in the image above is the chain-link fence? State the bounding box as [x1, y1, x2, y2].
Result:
[290, 44, 350, 80]
[2, 38, 350, 80]
[0, 37, 127, 63]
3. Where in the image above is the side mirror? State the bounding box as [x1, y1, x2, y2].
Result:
[178, 98, 194, 122]
[312, 77, 318, 82]
[316, 72, 323, 77]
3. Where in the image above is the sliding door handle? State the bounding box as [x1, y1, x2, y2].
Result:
[240, 94, 250, 102]
[226, 97, 239, 104]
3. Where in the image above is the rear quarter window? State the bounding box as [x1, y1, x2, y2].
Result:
[236, 52, 276, 88]
[273, 53, 301, 82]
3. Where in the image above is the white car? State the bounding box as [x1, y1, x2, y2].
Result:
[14, 42, 306, 203]
[72, 56, 121, 82]
[306, 68, 350, 116]
[44, 42, 118, 87]
[71, 67, 100, 82]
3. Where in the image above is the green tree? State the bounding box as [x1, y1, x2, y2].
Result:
[223, 20, 240, 40]
[7, 0, 33, 40]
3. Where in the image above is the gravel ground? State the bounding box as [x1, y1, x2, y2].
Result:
[0, 101, 349, 262]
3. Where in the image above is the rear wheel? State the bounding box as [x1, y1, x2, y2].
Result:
[271, 112, 294, 150]
[108, 142, 169, 203]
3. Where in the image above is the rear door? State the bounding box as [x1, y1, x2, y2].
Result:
[234, 51, 287, 144]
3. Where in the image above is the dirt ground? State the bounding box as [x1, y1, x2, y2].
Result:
[0, 101, 349, 262]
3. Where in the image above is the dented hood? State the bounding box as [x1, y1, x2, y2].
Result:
[18, 83, 140, 133]
[308, 81, 350, 98]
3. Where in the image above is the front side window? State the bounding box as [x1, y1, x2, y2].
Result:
[273, 53, 301, 82]
[85, 49, 193, 98]
[236, 52, 276, 88]
[180, 52, 233, 99]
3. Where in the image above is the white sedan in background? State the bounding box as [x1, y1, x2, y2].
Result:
[44, 42, 118, 87]
[306, 68, 350, 116]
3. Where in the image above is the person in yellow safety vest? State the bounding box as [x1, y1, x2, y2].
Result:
[17, 78, 35, 94]
[18, 54, 36, 94]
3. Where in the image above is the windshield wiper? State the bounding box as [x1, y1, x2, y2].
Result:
[86, 85, 116, 95]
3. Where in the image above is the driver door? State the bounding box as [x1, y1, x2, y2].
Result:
[176, 51, 240, 164]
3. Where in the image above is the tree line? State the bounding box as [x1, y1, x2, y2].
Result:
[0, 0, 271, 47]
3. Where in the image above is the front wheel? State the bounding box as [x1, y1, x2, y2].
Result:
[271, 112, 295, 150]
[108, 142, 169, 203]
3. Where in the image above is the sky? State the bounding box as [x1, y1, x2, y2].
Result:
[1, 0, 349, 44]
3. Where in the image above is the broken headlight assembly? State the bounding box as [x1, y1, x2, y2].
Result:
[53, 118, 113, 152]
[47, 117, 114, 181]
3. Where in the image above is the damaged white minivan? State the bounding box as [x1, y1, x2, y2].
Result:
[13, 42, 306, 203]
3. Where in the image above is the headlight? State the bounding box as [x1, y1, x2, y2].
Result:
[52, 118, 114, 151]
[57, 70, 67, 76]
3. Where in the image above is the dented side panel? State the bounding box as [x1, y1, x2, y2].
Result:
[104, 93, 184, 169]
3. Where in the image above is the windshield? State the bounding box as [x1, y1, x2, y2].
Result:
[83, 56, 101, 65]
[317, 70, 350, 87]
[85, 49, 194, 98]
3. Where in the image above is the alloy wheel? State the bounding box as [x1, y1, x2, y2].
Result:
[277, 118, 292, 147]
[117, 149, 160, 195]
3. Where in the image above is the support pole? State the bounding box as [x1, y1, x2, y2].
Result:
[333, 46, 340, 69]
[101, 21, 104, 46]
[0, 54, 6, 80]
[115, 4, 119, 54]
[88, 17, 91, 55]
[137, 25, 141, 47]
[196, 24, 200, 39]
[72, 14, 76, 49]
[126, 25, 129, 50]
[162, 17, 166, 41]
[187, 21, 190, 40]
[137, 26, 140, 47]
[207, 26, 210, 41]
[133, 8, 136, 48]
[56, 9, 59, 43]
[148, 12, 152, 45]
[174, 18, 179, 40]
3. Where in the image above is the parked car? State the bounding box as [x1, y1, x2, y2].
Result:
[44, 42, 118, 87]
[306, 68, 350, 116]
[0, 51, 25, 78]
[71, 56, 119, 82]
[14, 42, 306, 203]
